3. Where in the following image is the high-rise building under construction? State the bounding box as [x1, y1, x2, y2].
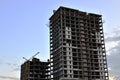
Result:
[21, 58, 50, 80]
[49, 6, 109, 80]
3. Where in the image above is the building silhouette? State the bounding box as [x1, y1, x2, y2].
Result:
[49, 6, 109, 80]
[21, 58, 50, 80]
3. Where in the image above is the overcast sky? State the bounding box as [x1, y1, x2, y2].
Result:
[0, 0, 120, 80]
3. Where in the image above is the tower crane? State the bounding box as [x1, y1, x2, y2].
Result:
[23, 52, 40, 61]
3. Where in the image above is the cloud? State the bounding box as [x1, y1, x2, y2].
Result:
[0, 75, 19, 80]
[5, 62, 20, 71]
[106, 36, 120, 42]
[105, 26, 120, 40]
[0, 58, 4, 64]
[6, 62, 18, 66]
[13, 67, 20, 71]
[105, 27, 120, 55]
[109, 76, 116, 80]
[0, 60, 2, 64]
[105, 27, 120, 79]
